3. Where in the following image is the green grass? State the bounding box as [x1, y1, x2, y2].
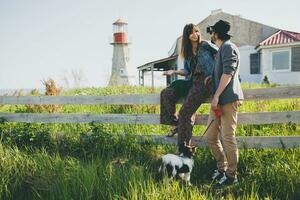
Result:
[0, 143, 299, 200]
[0, 84, 299, 199]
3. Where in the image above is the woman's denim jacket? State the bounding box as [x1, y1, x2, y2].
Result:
[183, 41, 218, 80]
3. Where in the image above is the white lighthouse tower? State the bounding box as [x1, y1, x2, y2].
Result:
[109, 18, 135, 86]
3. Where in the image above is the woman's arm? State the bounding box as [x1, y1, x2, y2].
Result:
[198, 49, 215, 79]
[162, 69, 187, 76]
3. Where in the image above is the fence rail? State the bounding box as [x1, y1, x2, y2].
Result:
[0, 87, 300, 105]
[0, 86, 300, 149]
[137, 135, 300, 149]
[0, 111, 299, 125]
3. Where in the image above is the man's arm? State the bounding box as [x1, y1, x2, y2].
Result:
[211, 74, 232, 110]
[211, 44, 238, 110]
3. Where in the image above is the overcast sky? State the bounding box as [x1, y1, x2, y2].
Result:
[1, 0, 299, 89]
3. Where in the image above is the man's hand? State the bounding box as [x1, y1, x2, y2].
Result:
[162, 70, 175, 76]
[211, 95, 219, 111]
[204, 75, 212, 86]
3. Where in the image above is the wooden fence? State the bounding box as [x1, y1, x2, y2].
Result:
[0, 86, 300, 149]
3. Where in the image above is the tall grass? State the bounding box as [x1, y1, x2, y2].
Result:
[0, 143, 299, 200]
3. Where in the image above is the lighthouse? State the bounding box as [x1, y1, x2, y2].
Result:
[109, 18, 135, 86]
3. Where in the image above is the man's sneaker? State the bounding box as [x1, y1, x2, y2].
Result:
[211, 169, 225, 181]
[213, 174, 238, 189]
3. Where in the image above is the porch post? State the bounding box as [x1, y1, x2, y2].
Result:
[138, 70, 141, 86]
[151, 64, 154, 88]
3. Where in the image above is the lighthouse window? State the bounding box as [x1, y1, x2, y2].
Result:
[120, 69, 124, 75]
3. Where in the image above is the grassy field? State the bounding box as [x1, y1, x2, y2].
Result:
[0, 83, 299, 199]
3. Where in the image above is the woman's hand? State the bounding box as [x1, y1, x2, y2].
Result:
[211, 95, 219, 111]
[162, 70, 175, 76]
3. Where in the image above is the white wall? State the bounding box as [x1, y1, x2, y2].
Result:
[261, 47, 300, 85]
[176, 56, 186, 80]
[239, 45, 262, 83]
[142, 71, 166, 87]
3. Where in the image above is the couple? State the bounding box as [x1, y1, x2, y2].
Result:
[160, 20, 244, 188]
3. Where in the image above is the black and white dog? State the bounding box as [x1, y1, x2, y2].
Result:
[158, 142, 196, 185]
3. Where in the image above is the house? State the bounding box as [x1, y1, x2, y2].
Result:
[254, 30, 300, 84]
[137, 9, 300, 86]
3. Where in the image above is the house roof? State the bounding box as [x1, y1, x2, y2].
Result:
[259, 30, 300, 46]
[137, 55, 177, 71]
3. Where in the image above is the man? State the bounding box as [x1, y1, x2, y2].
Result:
[205, 20, 244, 189]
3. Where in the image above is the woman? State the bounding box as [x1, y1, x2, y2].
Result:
[160, 23, 217, 148]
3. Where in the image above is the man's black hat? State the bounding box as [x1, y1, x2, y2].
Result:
[207, 20, 232, 38]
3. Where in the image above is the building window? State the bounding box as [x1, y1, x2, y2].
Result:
[292, 47, 300, 71]
[120, 68, 125, 75]
[250, 53, 260, 74]
[272, 50, 290, 71]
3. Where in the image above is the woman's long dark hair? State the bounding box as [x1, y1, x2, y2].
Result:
[180, 23, 200, 60]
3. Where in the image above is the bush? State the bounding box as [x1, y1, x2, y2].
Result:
[79, 122, 141, 159]
[0, 123, 54, 151]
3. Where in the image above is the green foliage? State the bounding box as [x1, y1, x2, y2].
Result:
[262, 75, 270, 85]
[0, 123, 54, 150]
[78, 122, 142, 159]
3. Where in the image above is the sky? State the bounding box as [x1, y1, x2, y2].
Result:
[1, 0, 300, 89]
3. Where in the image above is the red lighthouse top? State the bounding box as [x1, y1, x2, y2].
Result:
[112, 18, 129, 44]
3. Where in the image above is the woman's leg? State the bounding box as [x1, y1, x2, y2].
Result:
[160, 87, 179, 126]
[177, 79, 210, 146]
[166, 112, 196, 137]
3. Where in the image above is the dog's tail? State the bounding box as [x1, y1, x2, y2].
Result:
[158, 157, 166, 174]
[156, 160, 165, 183]
[158, 163, 165, 173]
